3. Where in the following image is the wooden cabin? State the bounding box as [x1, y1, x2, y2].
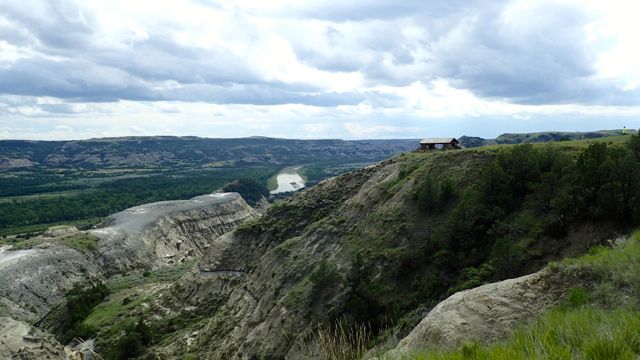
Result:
[419, 138, 461, 151]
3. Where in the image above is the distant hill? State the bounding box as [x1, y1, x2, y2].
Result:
[3, 134, 640, 359]
[0, 136, 419, 235]
[0, 136, 418, 170]
[459, 129, 637, 148]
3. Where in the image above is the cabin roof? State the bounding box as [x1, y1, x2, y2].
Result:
[419, 138, 458, 144]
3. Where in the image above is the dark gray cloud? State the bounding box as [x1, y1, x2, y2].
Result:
[0, 55, 375, 106]
[0, 57, 153, 102]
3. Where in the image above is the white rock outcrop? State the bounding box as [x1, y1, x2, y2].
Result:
[0, 317, 65, 360]
[92, 192, 256, 272]
[387, 268, 572, 357]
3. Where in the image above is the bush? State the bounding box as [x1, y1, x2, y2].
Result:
[57, 281, 110, 343]
[220, 178, 270, 205]
[113, 317, 153, 360]
[310, 259, 341, 296]
[415, 177, 456, 213]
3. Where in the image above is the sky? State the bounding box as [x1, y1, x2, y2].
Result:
[0, 0, 639, 140]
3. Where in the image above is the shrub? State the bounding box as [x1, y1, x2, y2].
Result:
[57, 281, 110, 343]
[414, 177, 440, 212]
[220, 178, 270, 205]
[415, 178, 456, 213]
[113, 317, 153, 360]
[310, 259, 341, 296]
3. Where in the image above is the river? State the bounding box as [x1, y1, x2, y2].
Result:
[270, 167, 305, 194]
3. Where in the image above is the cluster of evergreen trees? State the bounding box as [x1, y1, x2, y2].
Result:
[343, 135, 640, 333]
[57, 282, 110, 343]
[428, 136, 640, 287]
[220, 178, 270, 205]
[0, 168, 274, 231]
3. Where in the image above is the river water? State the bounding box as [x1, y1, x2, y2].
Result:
[270, 167, 305, 194]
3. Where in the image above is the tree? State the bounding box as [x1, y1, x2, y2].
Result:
[608, 147, 639, 221]
[629, 133, 640, 161]
[478, 161, 512, 209]
[498, 144, 540, 198]
[415, 177, 439, 212]
[575, 143, 612, 213]
[114, 317, 153, 360]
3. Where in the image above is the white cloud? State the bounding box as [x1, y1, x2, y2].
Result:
[0, 0, 639, 139]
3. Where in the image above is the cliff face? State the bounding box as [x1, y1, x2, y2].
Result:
[0, 244, 102, 322]
[91, 192, 256, 272]
[0, 317, 66, 360]
[142, 143, 625, 359]
[0, 192, 255, 326]
[144, 164, 386, 359]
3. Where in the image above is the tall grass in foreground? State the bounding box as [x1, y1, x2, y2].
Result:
[405, 232, 640, 360]
[406, 307, 640, 360]
[558, 232, 640, 306]
[302, 320, 373, 360]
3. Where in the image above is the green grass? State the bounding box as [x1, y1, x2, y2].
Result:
[555, 231, 640, 307]
[106, 259, 197, 293]
[9, 233, 100, 252]
[470, 135, 630, 154]
[81, 260, 198, 344]
[60, 233, 100, 252]
[404, 307, 640, 360]
[403, 232, 640, 360]
[0, 217, 102, 238]
[83, 283, 155, 330]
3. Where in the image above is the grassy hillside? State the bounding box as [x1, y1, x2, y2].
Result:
[176, 133, 637, 357]
[52, 134, 640, 359]
[407, 231, 640, 359]
[0, 136, 416, 170]
[460, 129, 638, 148]
[319, 134, 640, 332]
[496, 129, 637, 144]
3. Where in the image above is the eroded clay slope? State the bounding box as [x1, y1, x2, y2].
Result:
[91, 192, 256, 272]
[0, 192, 255, 325]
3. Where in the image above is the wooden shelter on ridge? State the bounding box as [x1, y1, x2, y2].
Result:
[419, 138, 461, 151]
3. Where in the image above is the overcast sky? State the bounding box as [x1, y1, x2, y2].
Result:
[0, 0, 639, 140]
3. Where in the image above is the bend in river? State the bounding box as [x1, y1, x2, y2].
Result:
[270, 166, 305, 194]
